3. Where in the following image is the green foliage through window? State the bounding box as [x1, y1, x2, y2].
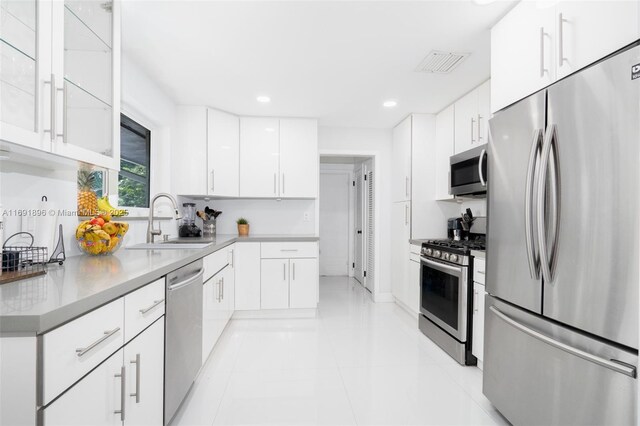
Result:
[119, 115, 150, 208]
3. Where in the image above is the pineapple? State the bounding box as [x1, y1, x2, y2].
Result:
[77, 167, 98, 217]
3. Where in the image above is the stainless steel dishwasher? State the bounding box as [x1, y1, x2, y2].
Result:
[164, 259, 204, 425]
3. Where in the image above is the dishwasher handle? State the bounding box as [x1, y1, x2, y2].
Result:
[168, 268, 204, 291]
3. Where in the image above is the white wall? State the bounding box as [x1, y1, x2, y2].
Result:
[318, 126, 393, 300]
[178, 197, 316, 236]
[0, 54, 179, 255]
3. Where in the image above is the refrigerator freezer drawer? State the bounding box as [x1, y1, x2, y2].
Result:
[484, 295, 637, 425]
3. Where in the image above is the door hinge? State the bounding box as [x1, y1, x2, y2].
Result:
[353, 181, 355, 186]
[364, 175, 367, 181]
[364, 271, 367, 277]
[352, 262, 355, 268]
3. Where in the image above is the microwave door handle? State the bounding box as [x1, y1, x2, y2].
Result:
[478, 149, 487, 187]
[537, 124, 558, 283]
[525, 129, 542, 280]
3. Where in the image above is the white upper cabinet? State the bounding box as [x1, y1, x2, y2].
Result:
[454, 80, 491, 154]
[435, 105, 454, 200]
[207, 108, 240, 197]
[392, 116, 412, 202]
[555, 1, 639, 79]
[1, 0, 120, 169]
[491, 1, 555, 113]
[279, 118, 318, 198]
[172, 106, 208, 195]
[491, 0, 638, 113]
[240, 117, 318, 199]
[239, 117, 281, 198]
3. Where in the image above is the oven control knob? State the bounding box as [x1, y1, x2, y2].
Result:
[433, 250, 441, 258]
[442, 253, 450, 261]
[450, 254, 458, 263]
[425, 248, 433, 256]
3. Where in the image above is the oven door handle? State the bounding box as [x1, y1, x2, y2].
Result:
[420, 257, 463, 275]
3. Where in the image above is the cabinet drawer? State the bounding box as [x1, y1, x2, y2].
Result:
[474, 258, 486, 284]
[124, 278, 165, 342]
[41, 298, 124, 405]
[204, 248, 229, 281]
[261, 242, 318, 259]
[410, 243, 421, 256]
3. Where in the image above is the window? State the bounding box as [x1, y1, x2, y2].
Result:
[119, 114, 151, 208]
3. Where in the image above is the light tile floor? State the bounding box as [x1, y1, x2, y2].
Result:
[172, 276, 510, 426]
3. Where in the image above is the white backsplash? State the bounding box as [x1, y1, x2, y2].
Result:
[459, 198, 487, 217]
[178, 197, 317, 236]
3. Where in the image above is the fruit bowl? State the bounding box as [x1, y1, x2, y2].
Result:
[76, 217, 129, 256]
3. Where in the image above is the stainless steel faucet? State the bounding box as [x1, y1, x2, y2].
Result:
[147, 193, 182, 243]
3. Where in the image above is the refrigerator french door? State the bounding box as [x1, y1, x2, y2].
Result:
[485, 44, 639, 425]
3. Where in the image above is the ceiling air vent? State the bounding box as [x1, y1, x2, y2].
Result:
[415, 51, 469, 74]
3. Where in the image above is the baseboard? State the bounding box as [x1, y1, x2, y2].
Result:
[373, 292, 395, 303]
[232, 308, 317, 319]
[394, 298, 420, 319]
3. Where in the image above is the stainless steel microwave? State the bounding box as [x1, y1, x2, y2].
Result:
[449, 144, 487, 196]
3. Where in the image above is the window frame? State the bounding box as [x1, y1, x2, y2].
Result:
[119, 113, 151, 209]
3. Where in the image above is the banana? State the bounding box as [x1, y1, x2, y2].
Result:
[94, 230, 111, 241]
[97, 196, 128, 217]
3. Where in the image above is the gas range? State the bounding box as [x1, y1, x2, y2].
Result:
[420, 238, 486, 265]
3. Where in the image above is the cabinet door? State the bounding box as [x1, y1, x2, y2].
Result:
[392, 116, 412, 202]
[172, 106, 208, 195]
[556, 1, 639, 79]
[202, 273, 224, 361]
[0, 0, 52, 152]
[124, 318, 164, 426]
[453, 89, 477, 154]
[279, 119, 318, 198]
[408, 259, 420, 316]
[472, 283, 486, 366]
[43, 349, 124, 426]
[261, 259, 289, 309]
[239, 117, 280, 197]
[391, 202, 410, 306]
[50, 0, 120, 170]
[234, 242, 261, 310]
[434, 105, 454, 200]
[207, 109, 239, 197]
[491, 1, 556, 113]
[221, 261, 235, 322]
[476, 80, 491, 146]
[289, 258, 318, 309]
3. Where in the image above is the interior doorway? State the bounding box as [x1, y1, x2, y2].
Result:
[319, 156, 375, 293]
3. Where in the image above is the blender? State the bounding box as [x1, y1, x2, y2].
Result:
[178, 203, 202, 238]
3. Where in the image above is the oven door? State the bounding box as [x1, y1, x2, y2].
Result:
[420, 256, 469, 341]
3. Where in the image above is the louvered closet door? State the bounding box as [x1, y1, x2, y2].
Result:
[365, 167, 375, 291]
[354, 167, 364, 283]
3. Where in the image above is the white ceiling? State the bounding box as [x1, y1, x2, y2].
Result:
[122, 1, 516, 129]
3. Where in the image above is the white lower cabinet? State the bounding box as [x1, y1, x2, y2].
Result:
[124, 319, 164, 426]
[261, 259, 290, 309]
[234, 242, 261, 310]
[202, 263, 235, 361]
[43, 318, 164, 426]
[289, 258, 318, 309]
[472, 282, 487, 368]
[408, 254, 421, 316]
[391, 201, 411, 310]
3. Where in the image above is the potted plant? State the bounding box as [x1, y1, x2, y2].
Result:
[237, 218, 250, 236]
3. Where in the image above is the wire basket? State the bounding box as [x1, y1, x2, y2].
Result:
[1, 232, 49, 285]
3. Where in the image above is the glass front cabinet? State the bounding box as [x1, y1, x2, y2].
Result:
[0, 0, 120, 170]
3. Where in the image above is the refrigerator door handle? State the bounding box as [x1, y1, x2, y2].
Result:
[478, 149, 487, 187]
[490, 306, 636, 378]
[537, 124, 560, 283]
[525, 129, 542, 279]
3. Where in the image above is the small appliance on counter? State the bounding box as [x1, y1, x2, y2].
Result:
[418, 215, 486, 365]
[178, 203, 202, 238]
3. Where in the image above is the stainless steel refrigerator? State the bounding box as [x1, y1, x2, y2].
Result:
[485, 43, 639, 425]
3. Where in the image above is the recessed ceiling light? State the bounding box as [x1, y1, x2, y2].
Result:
[383, 100, 398, 108]
[256, 96, 271, 103]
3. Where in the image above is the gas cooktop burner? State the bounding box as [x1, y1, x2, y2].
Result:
[423, 238, 486, 252]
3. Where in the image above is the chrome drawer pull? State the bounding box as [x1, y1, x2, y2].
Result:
[139, 299, 164, 315]
[130, 354, 141, 403]
[75, 327, 120, 357]
[114, 366, 126, 420]
[280, 249, 299, 252]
